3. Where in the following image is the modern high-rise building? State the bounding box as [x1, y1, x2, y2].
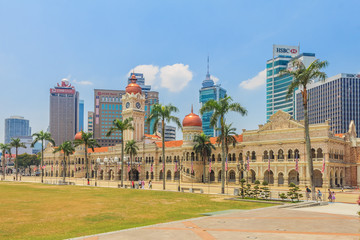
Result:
[199, 58, 226, 137]
[87, 111, 94, 133]
[49, 78, 79, 145]
[266, 45, 316, 120]
[157, 122, 176, 141]
[296, 73, 360, 136]
[4, 116, 31, 144]
[79, 100, 84, 131]
[93, 73, 159, 146]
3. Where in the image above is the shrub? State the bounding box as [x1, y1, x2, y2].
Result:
[287, 182, 303, 202]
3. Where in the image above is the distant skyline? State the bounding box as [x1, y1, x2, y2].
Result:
[0, 0, 360, 142]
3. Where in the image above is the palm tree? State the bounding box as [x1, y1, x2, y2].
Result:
[125, 140, 139, 181]
[73, 131, 100, 185]
[0, 143, 11, 180]
[53, 141, 75, 183]
[216, 123, 238, 159]
[280, 59, 328, 199]
[200, 95, 247, 194]
[106, 118, 134, 187]
[31, 131, 55, 183]
[193, 133, 215, 183]
[146, 103, 182, 190]
[10, 138, 27, 181]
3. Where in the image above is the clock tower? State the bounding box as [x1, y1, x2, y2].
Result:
[122, 74, 146, 142]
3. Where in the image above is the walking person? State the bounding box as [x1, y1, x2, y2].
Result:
[141, 180, 145, 189]
[148, 180, 152, 189]
[328, 189, 332, 202]
[305, 186, 311, 201]
[332, 191, 336, 202]
[317, 189, 322, 202]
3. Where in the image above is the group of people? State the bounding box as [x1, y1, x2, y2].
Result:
[130, 179, 152, 189]
[305, 186, 336, 202]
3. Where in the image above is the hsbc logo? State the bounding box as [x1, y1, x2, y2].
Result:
[276, 48, 298, 54]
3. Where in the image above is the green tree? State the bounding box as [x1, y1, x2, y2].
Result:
[0, 143, 11, 180]
[53, 141, 75, 183]
[200, 95, 247, 194]
[74, 131, 100, 185]
[193, 133, 215, 183]
[287, 182, 303, 202]
[31, 131, 55, 183]
[16, 153, 40, 168]
[125, 140, 139, 182]
[216, 123, 238, 163]
[106, 118, 134, 187]
[10, 138, 27, 180]
[280, 59, 328, 199]
[146, 103, 182, 190]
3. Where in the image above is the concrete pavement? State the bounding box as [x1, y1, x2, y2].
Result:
[72, 203, 360, 240]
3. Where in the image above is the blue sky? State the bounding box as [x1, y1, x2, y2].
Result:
[0, 0, 360, 141]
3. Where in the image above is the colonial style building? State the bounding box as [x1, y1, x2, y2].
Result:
[41, 75, 360, 188]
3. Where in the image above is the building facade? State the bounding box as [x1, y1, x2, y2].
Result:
[49, 78, 79, 146]
[157, 122, 176, 141]
[296, 73, 360, 136]
[199, 58, 226, 137]
[43, 110, 360, 188]
[266, 51, 316, 121]
[79, 100, 84, 131]
[93, 73, 159, 146]
[87, 111, 94, 133]
[4, 116, 31, 144]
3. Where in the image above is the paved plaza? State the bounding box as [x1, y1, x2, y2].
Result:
[73, 203, 360, 240]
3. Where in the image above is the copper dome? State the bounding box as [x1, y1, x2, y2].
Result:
[182, 106, 202, 127]
[126, 73, 142, 94]
[74, 131, 82, 140]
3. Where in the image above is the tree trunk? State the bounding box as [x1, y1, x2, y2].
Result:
[303, 87, 315, 199]
[162, 119, 165, 190]
[130, 153, 133, 181]
[220, 117, 225, 194]
[85, 144, 89, 185]
[15, 147, 18, 181]
[41, 140, 44, 183]
[63, 154, 66, 183]
[121, 131, 124, 187]
[203, 151, 205, 183]
[2, 151, 5, 180]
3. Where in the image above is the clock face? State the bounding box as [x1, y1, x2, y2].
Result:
[136, 102, 141, 109]
[126, 102, 130, 108]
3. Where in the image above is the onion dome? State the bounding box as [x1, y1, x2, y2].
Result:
[126, 73, 142, 94]
[74, 131, 82, 140]
[182, 105, 202, 127]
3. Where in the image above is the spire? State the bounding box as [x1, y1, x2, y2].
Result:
[191, 104, 193, 113]
[206, 56, 210, 79]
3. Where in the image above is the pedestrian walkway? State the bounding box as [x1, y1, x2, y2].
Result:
[72, 203, 360, 240]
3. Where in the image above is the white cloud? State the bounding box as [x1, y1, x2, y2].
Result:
[239, 69, 266, 90]
[211, 75, 219, 84]
[159, 64, 193, 92]
[127, 65, 160, 86]
[73, 80, 93, 86]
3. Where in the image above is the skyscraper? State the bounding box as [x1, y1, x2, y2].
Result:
[266, 44, 315, 120]
[296, 73, 360, 136]
[199, 58, 226, 137]
[4, 116, 31, 144]
[93, 73, 159, 146]
[87, 111, 94, 133]
[79, 100, 84, 131]
[49, 78, 79, 145]
[157, 122, 176, 141]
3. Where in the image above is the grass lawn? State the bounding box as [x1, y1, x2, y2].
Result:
[0, 182, 274, 240]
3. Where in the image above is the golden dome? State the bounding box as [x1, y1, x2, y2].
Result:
[126, 73, 142, 94]
[182, 105, 202, 127]
[74, 131, 82, 140]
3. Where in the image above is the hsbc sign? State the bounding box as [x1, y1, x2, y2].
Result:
[273, 45, 299, 57]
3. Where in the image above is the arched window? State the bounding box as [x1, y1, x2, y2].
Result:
[251, 151, 256, 160]
[191, 152, 195, 161]
[278, 149, 284, 160]
[263, 151, 268, 160]
[228, 153, 232, 161]
[288, 149, 293, 159]
[232, 153, 236, 162]
[239, 153, 243, 162]
[269, 150, 274, 160]
[217, 154, 221, 162]
[294, 149, 300, 159]
[311, 148, 316, 158]
[159, 157, 162, 163]
[317, 148, 323, 158]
